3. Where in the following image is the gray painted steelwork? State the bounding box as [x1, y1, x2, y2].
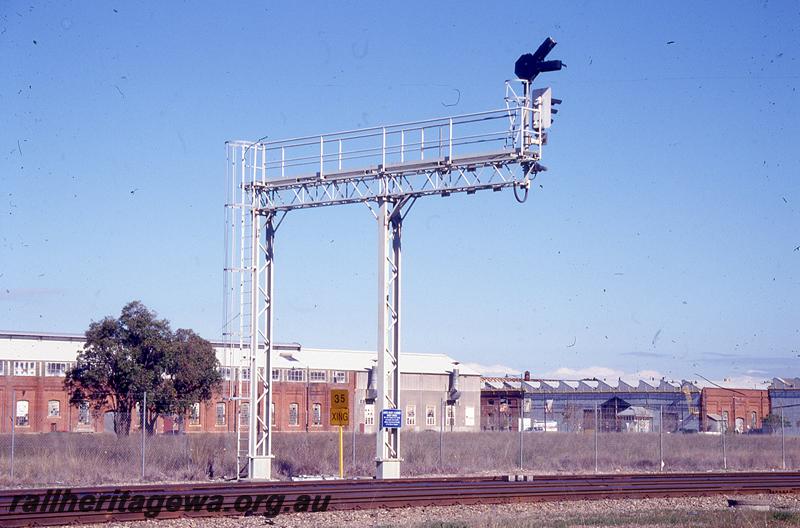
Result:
[224, 78, 558, 480]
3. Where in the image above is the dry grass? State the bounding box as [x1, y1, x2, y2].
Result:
[1, 431, 798, 487]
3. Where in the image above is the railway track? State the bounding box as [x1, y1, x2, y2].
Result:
[2, 471, 800, 527]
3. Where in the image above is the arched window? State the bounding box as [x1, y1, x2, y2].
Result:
[735, 417, 744, 434]
[751, 411, 757, 429]
[16, 400, 30, 426]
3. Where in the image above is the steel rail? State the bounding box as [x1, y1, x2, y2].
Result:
[2, 472, 800, 527]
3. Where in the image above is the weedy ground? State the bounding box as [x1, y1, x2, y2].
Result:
[0, 430, 797, 486]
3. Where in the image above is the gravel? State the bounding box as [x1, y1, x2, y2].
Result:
[83, 493, 800, 528]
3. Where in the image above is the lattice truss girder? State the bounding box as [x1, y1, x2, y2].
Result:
[249, 214, 274, 460]
[252, 156, 539, 213]
[376, 201, 403, 463]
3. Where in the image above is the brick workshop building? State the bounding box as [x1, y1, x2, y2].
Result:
[0, 331, 480, 434]
[700, 387, 770, 433]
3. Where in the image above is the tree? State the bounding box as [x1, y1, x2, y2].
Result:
[65, 301, 222, 436]
[147, 328, 223, 434]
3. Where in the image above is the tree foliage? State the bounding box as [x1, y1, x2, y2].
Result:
[65, 301, 222, 436]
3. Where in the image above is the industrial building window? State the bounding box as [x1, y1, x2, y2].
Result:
[240, 402, 250, 425]
[722, 411, 729, 432]
[426, 405, 436, 426]
[48, 400, 61, 417]
[272, 369, 281, 381]
[215, 403, 226, 426]
[333, 371, 347, 384]
[46, 362, 67, 376]
[735, 417, 744, 434]
[289, 403, 299, 426]
[287, 369, 305, 382]
[406, 405, 416, 426]
[241, 367, 251, 381]
[78, 402, 91, 425]
[309, 370, 327, 382]
[218, 367, 232, 380]
[271, 403, 275, 425]
[0, 361, 4, 375]
[446, 404, 455, 427]
[16, 400, 30, 426]
[14, 361, 36, 376]
[751, 411, 757, 430]
[364, 404, 375, 426]
[499, 398, 509, 413]
[465, 406, 475, 427]
[312, 403, 322, 426]
[189, 403, 200, 425]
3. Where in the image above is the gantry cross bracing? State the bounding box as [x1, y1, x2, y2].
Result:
[223, 79, 559, 480]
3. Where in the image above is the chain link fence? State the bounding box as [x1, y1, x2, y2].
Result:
[1, 401, 797, 487]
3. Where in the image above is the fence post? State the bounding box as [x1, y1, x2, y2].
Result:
[10, 392, 16, 480]
[782, 406, 786, 470]
[659, 405, 664, 472]
[439, 399, 444, 473]
[722, 421, 727, 471]
[352, 423, 356, 472]
[518, 400, 523, 470]
[185, 425, 191, 474]
[141, 391, 146, 479]
[594, 402, 599, 474]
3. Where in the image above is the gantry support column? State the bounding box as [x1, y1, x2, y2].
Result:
[376, 198, 403, 479]
[249, 211, 275, 480]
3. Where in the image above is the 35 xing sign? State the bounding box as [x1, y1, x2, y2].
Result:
[330, 389, 349, 426]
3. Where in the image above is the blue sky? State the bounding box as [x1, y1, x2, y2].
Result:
[1, 1, 798, 384]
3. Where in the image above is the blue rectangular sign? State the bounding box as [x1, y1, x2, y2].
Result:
[380, 408, 403, 429]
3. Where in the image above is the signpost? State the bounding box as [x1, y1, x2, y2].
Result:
[330, 390, 349, 478]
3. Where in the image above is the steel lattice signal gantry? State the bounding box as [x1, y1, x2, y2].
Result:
[224, 72, 560, 480]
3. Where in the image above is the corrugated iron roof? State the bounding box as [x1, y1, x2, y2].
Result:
[0, 332, 476, 376]
[298, 348, 479, 376]
[771, 377, 800, 390]
[481, 376, 698, 393]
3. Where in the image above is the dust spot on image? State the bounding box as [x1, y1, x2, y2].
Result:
[352, 36, 368, 59]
